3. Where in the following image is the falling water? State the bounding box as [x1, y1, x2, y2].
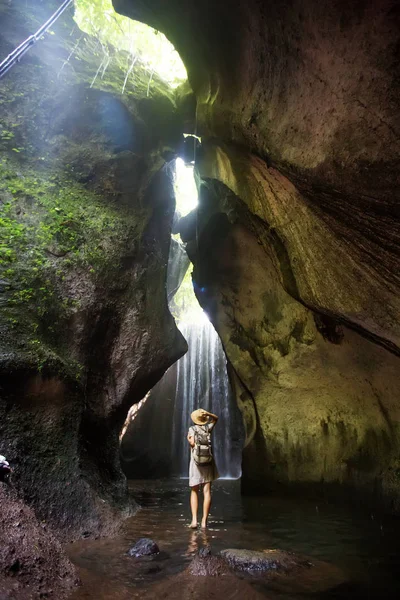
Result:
[171, 315, 243, 479]
[168, 157, 243, 478]
[120, 157, 243, 479]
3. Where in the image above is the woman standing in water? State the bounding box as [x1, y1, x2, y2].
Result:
[187, 408, 219, 529]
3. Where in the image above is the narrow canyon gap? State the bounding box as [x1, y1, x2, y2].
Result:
[120, 159, 244, 480]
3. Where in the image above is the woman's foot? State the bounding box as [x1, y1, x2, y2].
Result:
[189, 521, 198, 529]
[201, 520, 207, 529]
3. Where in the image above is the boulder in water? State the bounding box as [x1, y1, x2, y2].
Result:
[220, 549, 308, 573]
[128, 538, 160, 557]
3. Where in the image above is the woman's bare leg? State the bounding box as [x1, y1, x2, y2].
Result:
[201, 482, 212, 528]
[190, 485, 199, 528]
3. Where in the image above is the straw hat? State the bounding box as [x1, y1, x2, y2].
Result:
[191, 409, 209, 425]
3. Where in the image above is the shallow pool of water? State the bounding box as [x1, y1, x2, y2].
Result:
[68, 479, 400, 599]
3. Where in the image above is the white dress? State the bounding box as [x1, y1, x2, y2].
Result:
[188, 422, 219, 487]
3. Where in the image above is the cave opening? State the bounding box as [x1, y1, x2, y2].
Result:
[73, 0, 187, 88]
[120, 154, 244, 481]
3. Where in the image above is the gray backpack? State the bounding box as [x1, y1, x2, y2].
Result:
[192, 424, 213, 466]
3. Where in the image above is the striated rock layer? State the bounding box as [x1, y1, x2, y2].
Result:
[116, 0, 400, 351]
[180, 180, 400, 507]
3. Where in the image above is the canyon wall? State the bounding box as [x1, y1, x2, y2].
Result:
[180, 179, 400, 508]
[117, 0, 400, 506]
[0, 0, 186, 544]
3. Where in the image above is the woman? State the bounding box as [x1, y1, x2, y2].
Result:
[187, 408, 219, 529]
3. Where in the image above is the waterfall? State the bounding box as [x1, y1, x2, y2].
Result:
[120, 241, 243, 480]
[168, 158, 243, 478]
[120, 158, 243, 479]
[171, 316, 242, 479]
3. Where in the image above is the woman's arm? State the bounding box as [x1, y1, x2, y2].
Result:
[200, 409, 218, 422]
[187, 431, 195, 447]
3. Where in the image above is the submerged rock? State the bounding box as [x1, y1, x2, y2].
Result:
[128, 538, 160, 557]
[220, 548, 306, 573]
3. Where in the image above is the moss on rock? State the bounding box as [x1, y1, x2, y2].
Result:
[0, 0, 187, 541]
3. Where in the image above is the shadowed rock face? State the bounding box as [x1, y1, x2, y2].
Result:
[115, 0, 400, 353]
[116, 0, 400, 505]
[115, 0, 400, 189]
[0, 5, 399, 588]
[0, 0, 186, 542]
[0, 484, 79, 599]
[179, 181, 400, 506]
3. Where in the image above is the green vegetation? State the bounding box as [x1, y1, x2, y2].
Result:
[74, 0, 187, 87]
[169, 264, 205, 324]
[0, 0, 176, 381]
[0, 157, 145, 372]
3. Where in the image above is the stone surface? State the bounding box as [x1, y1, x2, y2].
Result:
[0, 484, 79, 599]
[116, 0, 400, 229]
[0, 0, 186, 542]
[220, 548, 305, 573]
[197, 142, 400, 355]
[180, 180, 400, 507]
[189, 551, 228, 577]
[115, 0, 400, 507]
[0, 9, 399, 600]
[166, 238, 191, 302]
[128, 538, 160, 557]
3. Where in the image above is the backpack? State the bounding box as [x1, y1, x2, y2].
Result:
[192, 424, 213, 466]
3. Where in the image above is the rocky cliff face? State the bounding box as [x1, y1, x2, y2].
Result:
[0, 0, 186, 544]
[180, 181, 400, 507]
[0, 484, 79, 599]
[117, 0, 400, 506]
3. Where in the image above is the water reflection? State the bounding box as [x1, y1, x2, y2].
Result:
[68, 479, 400, 600]
[186, 529, 210, 556]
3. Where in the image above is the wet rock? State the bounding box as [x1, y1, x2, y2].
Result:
[182, 178, 400, 508]
[0, 485, 78, 599]
[128, 538, 160, 557]
[144, 565, 162, 575]
[220, 549, 305, 573]
[81, 531, 92, 539]
[167, 238, 190, 302]
[189, 549, 229, 577]
[120, 0, 400, 350]
[0, 0, 186, 545]
[118, 0, 400, 512]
